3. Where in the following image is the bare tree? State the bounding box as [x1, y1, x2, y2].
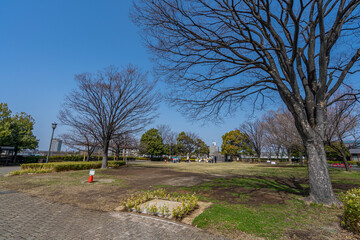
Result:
[111, 133, 139, 161]
[59, 130, 98, 161]
[239, 120, 265, 162]
[325, 94, 360, 171]
[132, 0, 360, 204]
[262, 109, 303, 163]
[157, 124, 178, 157]
[59, 65, 159, 168]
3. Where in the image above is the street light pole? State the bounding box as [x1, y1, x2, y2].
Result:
[46, 122, 57, 163]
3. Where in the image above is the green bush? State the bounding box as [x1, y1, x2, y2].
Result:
[21, 163, 55, 170]
[16, 161, 125, 175]
[339, 188, 360, 234]
[9, 169, 53, 175]
[108, 161, 126, 168]
[53, 162, 102, 172]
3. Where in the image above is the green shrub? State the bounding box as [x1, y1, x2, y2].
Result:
[21, 163, 55, 170]
[14, 161, 125, 175]
[339, 188, 360, 234]
[108, 161, 126, 168]
[53, 162, 102, 172]
[8, 169, 53, 175]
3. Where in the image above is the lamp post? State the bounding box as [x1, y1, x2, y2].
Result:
[46, 122, 57, 163]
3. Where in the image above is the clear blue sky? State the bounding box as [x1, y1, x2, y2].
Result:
[0, 0, 270, 150]
[2, 1, 359, 151]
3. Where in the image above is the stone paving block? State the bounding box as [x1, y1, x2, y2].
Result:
[0, 189, 227, 240]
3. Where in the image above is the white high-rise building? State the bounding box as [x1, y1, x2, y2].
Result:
[209, 142, 219, 156]
[50, 138, 62, 152]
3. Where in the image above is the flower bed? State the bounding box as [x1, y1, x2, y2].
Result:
[121, 189, 198, 219]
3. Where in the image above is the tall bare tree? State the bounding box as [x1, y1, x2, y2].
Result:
[111, 132, 138, 161]
[157, 124, 178, 157]
[262, 109, 304, 162]
[59, 65, 159, 168]
[239, 120, 265, 162]
[133, 0, 360, 204]
[59, 130, 98, 161]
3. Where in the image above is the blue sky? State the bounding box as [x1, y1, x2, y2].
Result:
[1, 1, 359, 151]
[0, 0, 260, 150]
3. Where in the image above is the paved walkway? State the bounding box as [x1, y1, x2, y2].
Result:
[0, 166, 20, 176]
[0, 189, 224, 239]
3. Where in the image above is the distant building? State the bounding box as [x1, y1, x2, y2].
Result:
[350, 149, 360, 162]
[209, 142, 219, 156]
[50, 138, 62, 152]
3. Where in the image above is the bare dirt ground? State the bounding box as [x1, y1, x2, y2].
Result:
[1, 164, 359, 240]
[0, 166, 218, 211]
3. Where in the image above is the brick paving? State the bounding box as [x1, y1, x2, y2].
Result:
[0, 190, 225, 240]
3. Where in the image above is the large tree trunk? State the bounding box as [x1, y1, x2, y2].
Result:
[287, 149, 292, 164]
[101, 142, 109, 168]
[304, 137, 340, 205]
[287, 100, 340, 205]
[341, 152, 351, 172]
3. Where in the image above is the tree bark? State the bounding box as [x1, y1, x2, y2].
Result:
[299, 151, 304, 166]
[341, 152, 351, 172]
[101, 142, 109, 168]
[287, 149, 292, 164]
[305, 138, 340, 205]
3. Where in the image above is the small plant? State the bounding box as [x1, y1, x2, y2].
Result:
[172, 205, 185, 219]
[120, 188, 199, 219]
[339, 188, 360, 234]
[134, 204, 141, 212]
[148, 203, 158, 215]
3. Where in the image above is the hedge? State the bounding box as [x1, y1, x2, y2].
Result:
[340, 188, 360, 234]
[19, 155, 152, 164]
[11, 161, 125, 175]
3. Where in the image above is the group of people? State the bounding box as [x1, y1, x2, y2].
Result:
[196, 156, 217, 163]
[169, 155, 218, 163]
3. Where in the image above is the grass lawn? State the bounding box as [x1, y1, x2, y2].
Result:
[1, 161, 359, 239]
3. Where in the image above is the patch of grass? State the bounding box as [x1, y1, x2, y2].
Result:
[183, 177, 305, 195]
[193, 199, 340, 240]
[1, 169, 126, 188]
[133, 162, 309, 178]
[228, 192, 251, 201]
